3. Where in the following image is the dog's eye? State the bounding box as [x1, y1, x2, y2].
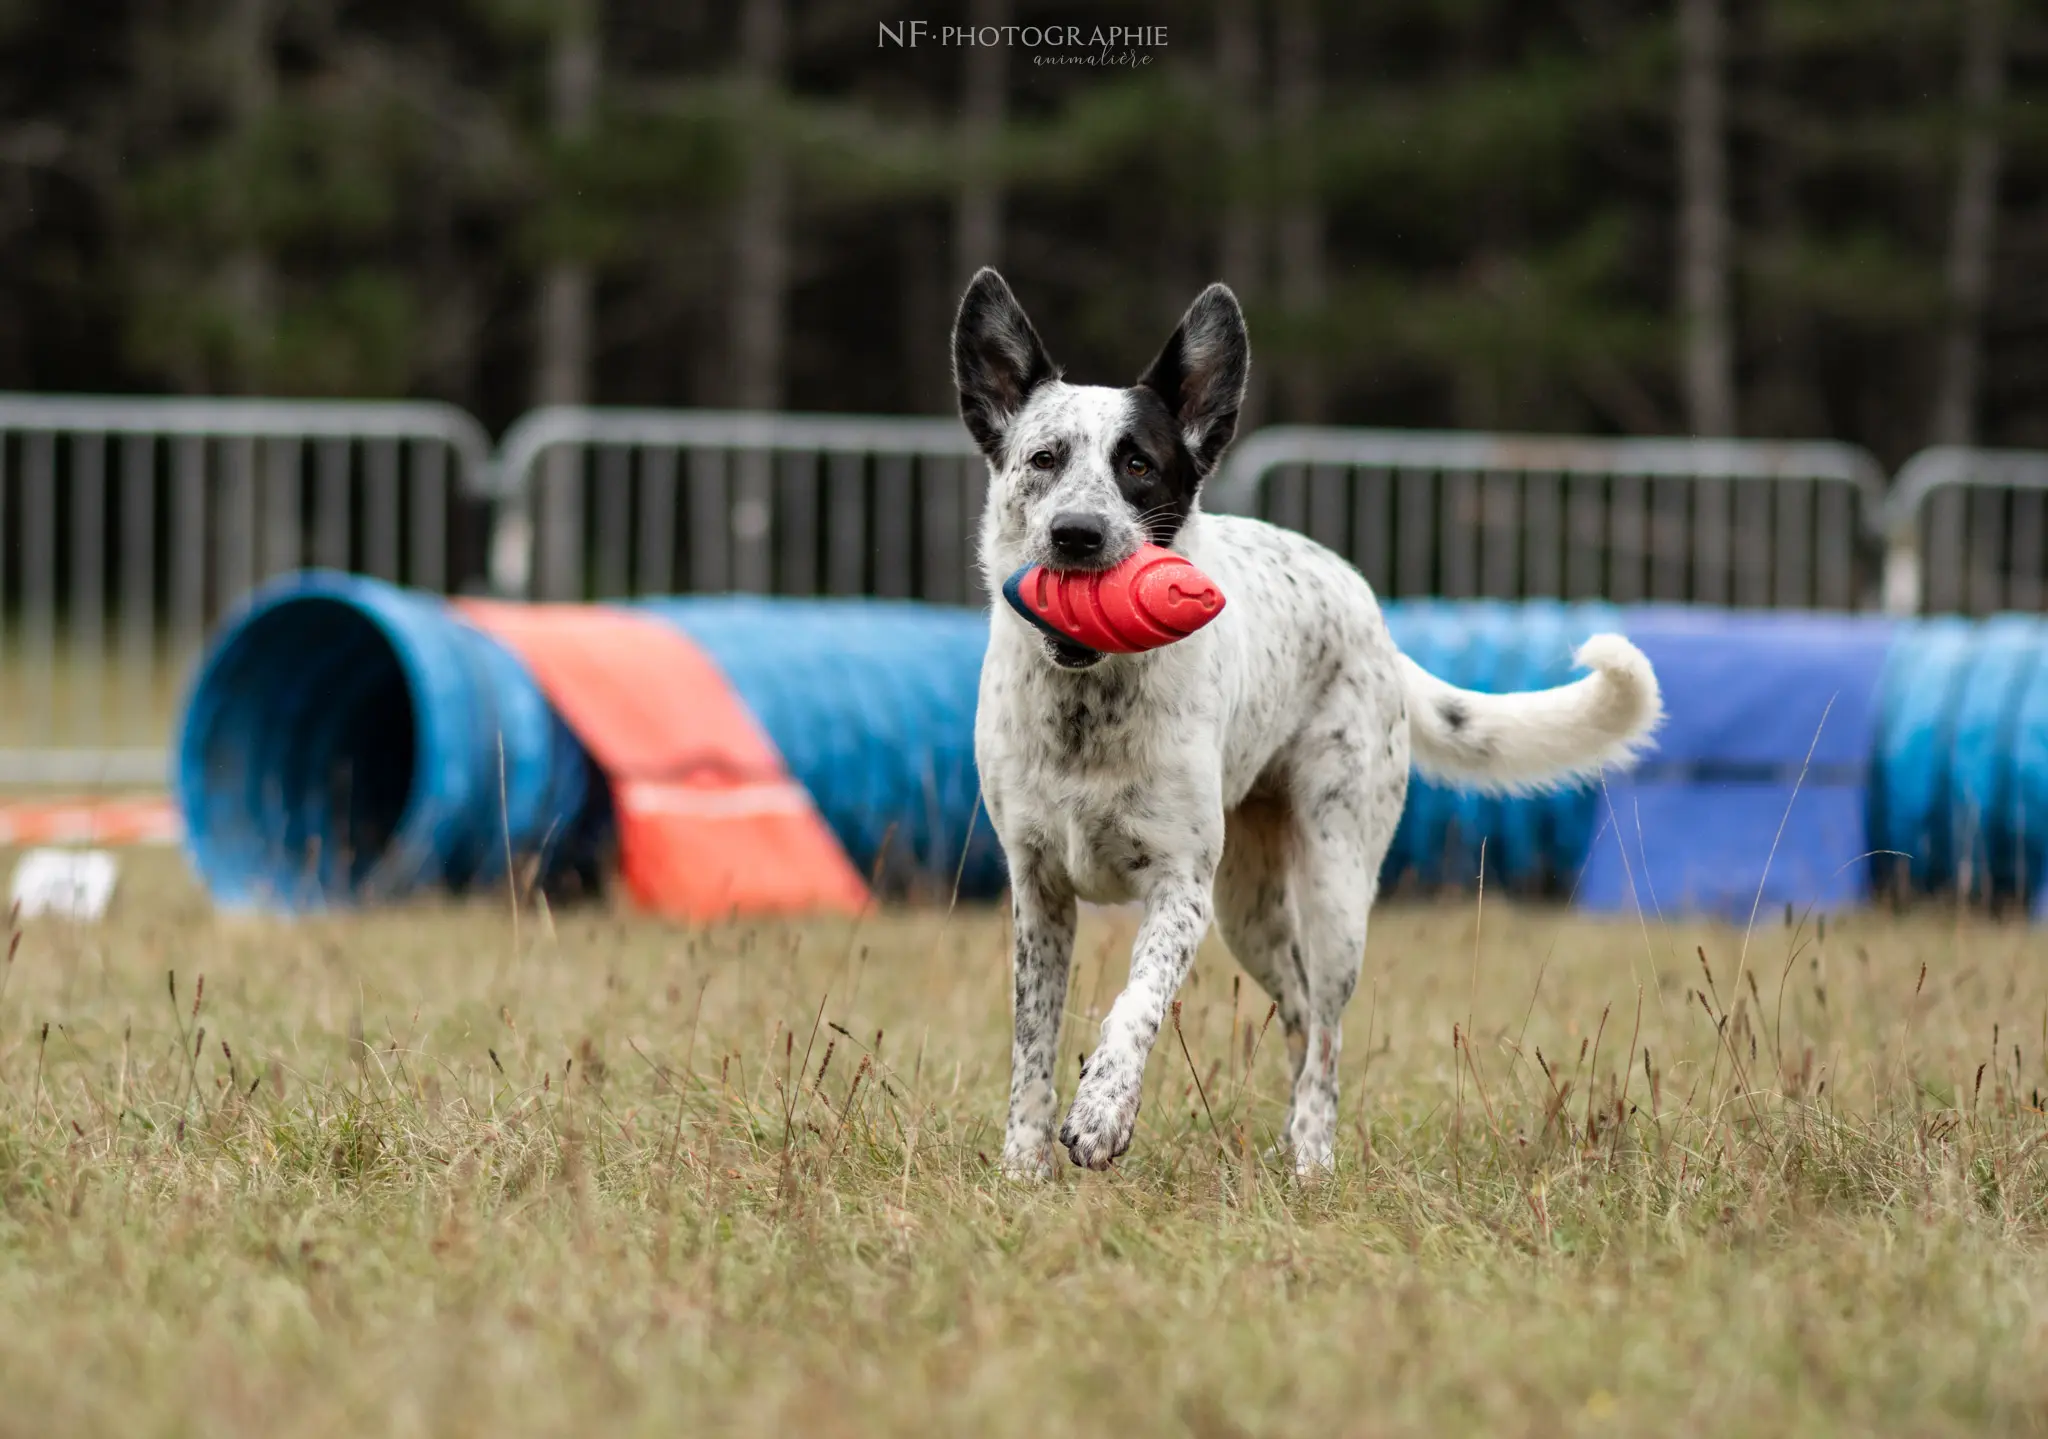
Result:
[1029, 450, 1057, 471]
[1125, 455, 1151, 478]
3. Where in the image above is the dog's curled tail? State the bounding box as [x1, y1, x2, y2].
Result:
[1397, 633, 1663, 796]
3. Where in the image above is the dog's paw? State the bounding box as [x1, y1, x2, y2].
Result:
[1290, 1141, 1337, 1180]
[1286, 1109, 1338, 1179]
[999, 1137, 1059, 1183]
[1059, 1072, 1141, 1171]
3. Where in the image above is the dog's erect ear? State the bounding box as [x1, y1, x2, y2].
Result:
[952, 268, 1057, 459]
[1136, 283, 1250, 476]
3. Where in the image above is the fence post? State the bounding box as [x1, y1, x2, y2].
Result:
[1883, 446, 2048, 617]
[1882, 522, 1922, 616]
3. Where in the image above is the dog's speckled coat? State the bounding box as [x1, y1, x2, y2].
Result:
[954, 270, 1664, 1178]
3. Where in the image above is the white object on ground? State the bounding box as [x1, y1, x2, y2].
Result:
[10, 848, 121, 922]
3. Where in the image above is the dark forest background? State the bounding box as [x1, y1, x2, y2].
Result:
[2, 0, 2045, 469]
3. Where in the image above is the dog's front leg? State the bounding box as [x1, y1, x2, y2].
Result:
[1060, 872, 1214, 1170]
[1002, 858, 1077, 1181]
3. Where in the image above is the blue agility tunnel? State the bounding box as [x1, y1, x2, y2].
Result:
[1576, 608, 1897, 923]
[1378, 599, 1620, 897]
[638, 595, 1005, 897]
[1385, 604, 2048, 918]
[176, 572, 1002, 911]
[172, 574, 1623, 914]
[175, 572, 610, 910]
[173, 569, 2048, 919]
[1871, 612, 2048, 913]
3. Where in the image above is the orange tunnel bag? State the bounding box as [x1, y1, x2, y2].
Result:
[455, 599, 869, 922]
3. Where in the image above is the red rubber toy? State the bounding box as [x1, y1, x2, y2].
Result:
[1001, 543, 1227, 655]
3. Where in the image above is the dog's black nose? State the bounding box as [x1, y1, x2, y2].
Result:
[1049, 512, 1107, 564]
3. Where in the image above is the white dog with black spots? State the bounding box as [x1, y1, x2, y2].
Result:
[954, 268, 1664, 1178]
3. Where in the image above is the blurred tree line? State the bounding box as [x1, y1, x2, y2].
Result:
[3, 0, 2046, 466]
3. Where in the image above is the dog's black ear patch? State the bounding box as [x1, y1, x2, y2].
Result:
[1117, 388, 1200, 545]
[1136, 283, 1251, 476]
[952, 268, 1058, 460]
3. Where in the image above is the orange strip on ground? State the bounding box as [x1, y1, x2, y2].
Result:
[0, 798, 180, 848]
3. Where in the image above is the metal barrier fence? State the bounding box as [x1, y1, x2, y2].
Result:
[0, 395, 492, 783]
[7, 392, 2048, 790]
[1880, 446, 2048, 616]
[488, 407, 988, 604]
[1208, 427, 1891, 610]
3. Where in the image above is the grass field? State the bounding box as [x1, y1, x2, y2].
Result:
[3, 850, 2048, 1436]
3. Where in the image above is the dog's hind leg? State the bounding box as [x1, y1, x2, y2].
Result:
[1283, 713, 1407, 1174]
[1218, 712, 1405, 1175]
[1002, 855, 1077, 1181]
[1279, 832, 1377, 1174]
[1215, 802, 1375, 1173]
[1214, 798, 1311, 1145]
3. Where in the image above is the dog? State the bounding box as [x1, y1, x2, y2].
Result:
[953, 268, 1663, 1178]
